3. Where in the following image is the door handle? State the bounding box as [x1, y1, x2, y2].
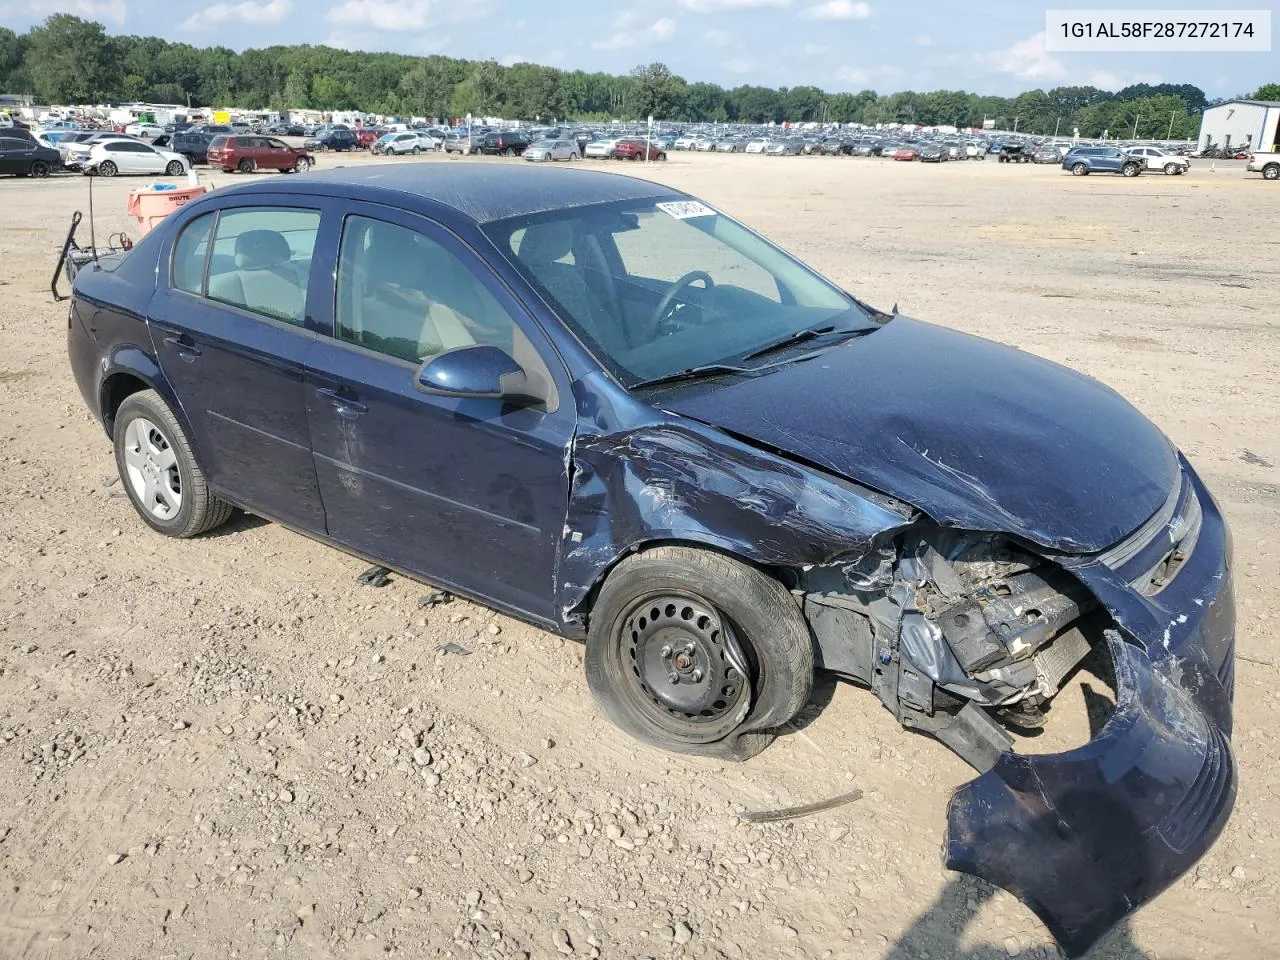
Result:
[163, 334, 202, 361]
[316, 387, 368, 417]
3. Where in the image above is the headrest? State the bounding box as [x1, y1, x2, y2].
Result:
[517, 220, 575, 266]
[234, 230, 292, 270]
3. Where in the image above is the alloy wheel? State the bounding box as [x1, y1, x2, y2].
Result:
[122, 417, 182, 521]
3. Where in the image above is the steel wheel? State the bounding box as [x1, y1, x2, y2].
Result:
[122, 417, 182, 521]
[617, 592, 753, 743]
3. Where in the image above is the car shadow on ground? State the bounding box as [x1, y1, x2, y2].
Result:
[201, 509, 270, 539]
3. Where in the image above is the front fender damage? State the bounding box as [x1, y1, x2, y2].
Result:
[946, 634, 1236, 958]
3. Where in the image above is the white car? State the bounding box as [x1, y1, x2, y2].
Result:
[524, 138, 579, 161]
[673, 135, 699, 150]
[1126, 146, 1190, 175]
[125, 122, 165, 138]
[1247, 152, 1280, 180]
[744, 138, 770, 154]
[583, 138, 618, 159]
[82, 139, 190, 177]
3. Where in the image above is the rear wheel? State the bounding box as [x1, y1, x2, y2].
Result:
[412, 145, 421, 155]
[113, 390, 233, 539]
[586, 546, 813, 761]
[29, 159, 50, 177]
[1072, 162, 1089, 176]
[237, 158, 254, 174]
[165, 160, 184, 176]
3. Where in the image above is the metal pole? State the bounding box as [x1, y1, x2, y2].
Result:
[1132, 114, 1140, 139]
[1013, 117, 1019, 133]
[1054, 116, 1061, 137]
[1167, 111, 1175, 141]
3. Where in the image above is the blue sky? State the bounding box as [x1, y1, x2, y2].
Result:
[0, 0, 1272, 96]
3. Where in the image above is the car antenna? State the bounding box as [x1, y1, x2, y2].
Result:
[87, 169, 99, 266]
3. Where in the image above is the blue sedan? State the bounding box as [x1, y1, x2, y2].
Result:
[66, 164, 1234, 956]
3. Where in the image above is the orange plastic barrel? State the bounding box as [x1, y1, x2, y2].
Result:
[126, 184, 208, 236]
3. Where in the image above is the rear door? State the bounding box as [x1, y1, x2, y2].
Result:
[302, 205, 575, 622]
[147, 197, 332, 531]
[0, 137, 26, 175]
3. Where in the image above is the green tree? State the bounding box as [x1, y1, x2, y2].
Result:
[24, 15, 117, 103]
[1250, 83, 1280, 101]
[629, 62, 681, 120]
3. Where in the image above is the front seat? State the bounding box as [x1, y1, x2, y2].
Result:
[517, 221, 623, 355]
[208, 229, 306, 323]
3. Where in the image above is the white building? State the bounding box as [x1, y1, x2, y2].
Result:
[1197, 99, 1280, 153]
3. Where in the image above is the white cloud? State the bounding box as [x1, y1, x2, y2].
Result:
[703, 28, 731, 46]
[835, 64, 902, 87]
[1088, 69, 1162, 90]
[724, 57, 752, 73]
[803, 0, 869, 21]
[592, 17, 677, 50]
[326, 0, 431, 31]
[980, 31, 1066, 82]
[678, 0, 788, 12]
[500, 53, 525, 66]
[180, 0, 290, 29]
[25, 0, 126, 22]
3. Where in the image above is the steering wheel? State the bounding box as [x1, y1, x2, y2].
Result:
[650, 271, 715, 333]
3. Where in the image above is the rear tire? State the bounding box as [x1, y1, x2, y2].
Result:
[585, 546, 813, 761]
[412, 146, 421, 155]
[29, 159, 50, 177]
[1262, 163, 1280, 181]
[165, 160, 184, 176]
[113, 390, 234, 539]
[238, 158, 254, 174]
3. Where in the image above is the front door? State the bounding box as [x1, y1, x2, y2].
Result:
[147, 200, 330, 532]
[304, 206, 573, 623]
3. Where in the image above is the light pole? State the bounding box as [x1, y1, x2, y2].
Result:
[1013, 116, 1020, 133]
[1132, 114, 1142, 139]
[1167, 110, 1176, 141]
[1054, 116, 1061, 137]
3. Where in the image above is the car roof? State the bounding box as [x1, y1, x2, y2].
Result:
[220, 163, 676, 224]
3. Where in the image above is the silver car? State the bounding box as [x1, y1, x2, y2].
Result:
[524, 138, 580, 162]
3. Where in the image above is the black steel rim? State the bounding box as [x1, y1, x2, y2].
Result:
[617, 592, 752, 742]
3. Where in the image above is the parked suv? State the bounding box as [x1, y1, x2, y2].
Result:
[208, 135, 314, 173]
[1062, 146, 1144, 177]
[304, 128, 358, 152]
[153, 130, 212, 166]
[612, 138, 666, 161]
[479, 130, 533, 156]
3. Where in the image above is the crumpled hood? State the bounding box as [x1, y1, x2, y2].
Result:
[663, 317, 1178, 553]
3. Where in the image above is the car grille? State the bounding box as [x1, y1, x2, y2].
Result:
[1158, 724, 1233, 853]
[1097, 470, 1201, 595]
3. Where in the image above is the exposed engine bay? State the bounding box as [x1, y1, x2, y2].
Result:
[794, 530, 1106, 771]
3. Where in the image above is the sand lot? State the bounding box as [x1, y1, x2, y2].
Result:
[1, 151, 1277, 960]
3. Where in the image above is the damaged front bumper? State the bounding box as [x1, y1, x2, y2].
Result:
[946, 465, 1236, 957]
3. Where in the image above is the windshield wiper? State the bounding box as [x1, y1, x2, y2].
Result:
[629, 363, 750, 390]
[741, 324, 836, 361]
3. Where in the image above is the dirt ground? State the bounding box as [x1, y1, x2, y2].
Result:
[1, 150, 1277, 960]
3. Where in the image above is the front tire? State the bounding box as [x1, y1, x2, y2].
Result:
[1072, 162, 1089, 176]
[1122, 162, 1140, 177]
[294, 156, 310, 173]
[586, 546, 814, 761]
[412, 146, 421, 155]
[97, 160, 117, 177]
[113, 390, 233, 539]
[1164, 162, 1180, 175]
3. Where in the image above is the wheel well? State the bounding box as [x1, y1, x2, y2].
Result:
[101, 373, 149, 438]
[569, 537, 783, 630]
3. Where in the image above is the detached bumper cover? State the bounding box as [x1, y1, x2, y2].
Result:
[946, 465, 1236, 957]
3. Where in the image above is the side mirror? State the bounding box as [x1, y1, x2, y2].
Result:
[415, 344, 546, 406]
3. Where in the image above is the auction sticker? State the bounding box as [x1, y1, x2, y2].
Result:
[656, 200, 716, 219]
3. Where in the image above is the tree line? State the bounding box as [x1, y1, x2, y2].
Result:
[1, 15, 1275, 139]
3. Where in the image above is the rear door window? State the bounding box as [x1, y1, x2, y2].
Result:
[204, 207, 322, 325]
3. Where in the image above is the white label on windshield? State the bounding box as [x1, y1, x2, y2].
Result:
[656, 200, 716, 220]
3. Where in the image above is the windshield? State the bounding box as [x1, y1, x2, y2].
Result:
[484, 198, 876, 387]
